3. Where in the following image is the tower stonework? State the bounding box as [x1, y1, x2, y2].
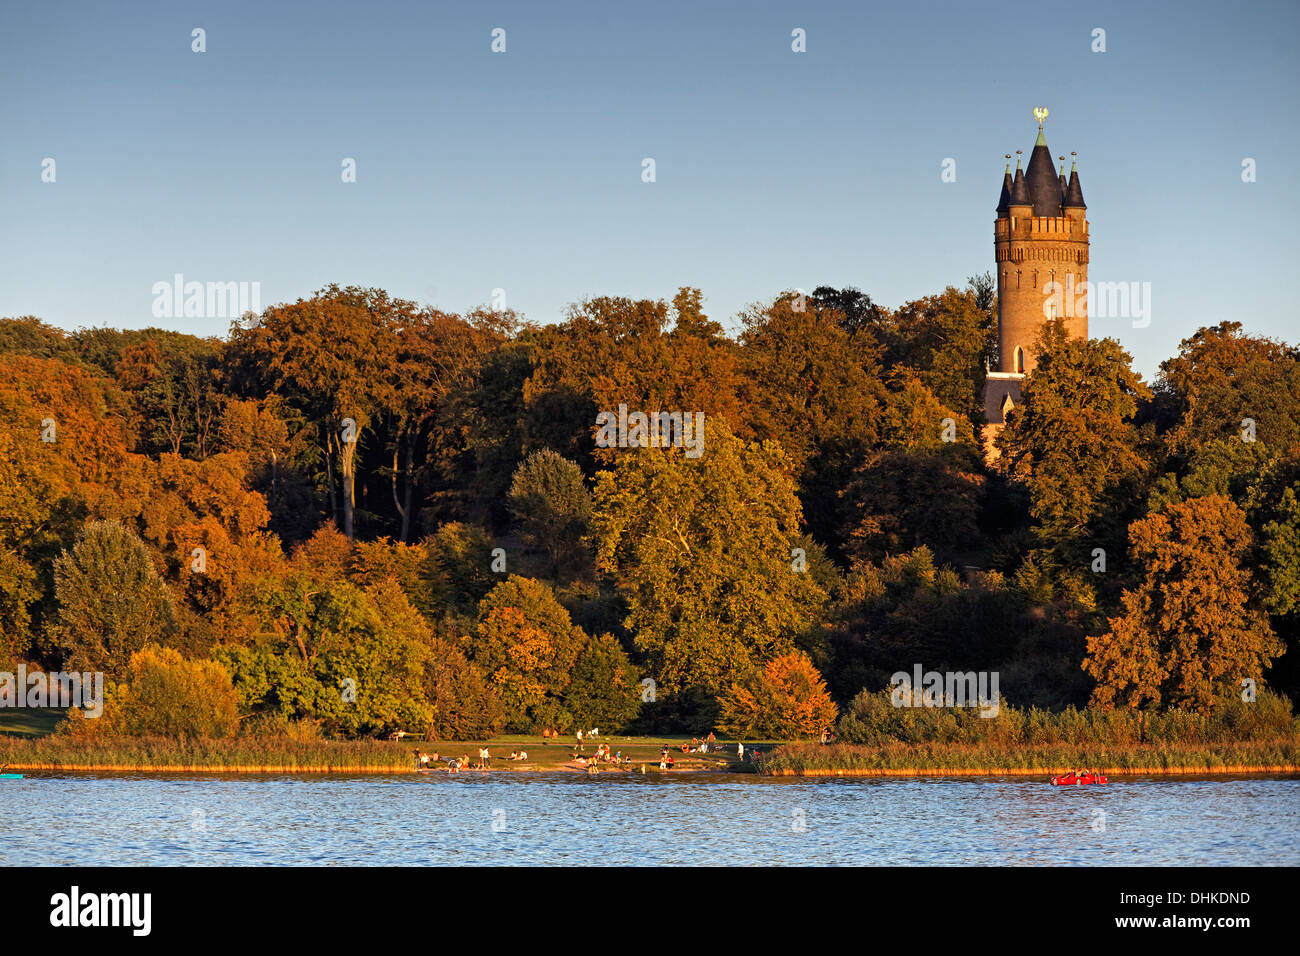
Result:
[982, 109, 1088, 461]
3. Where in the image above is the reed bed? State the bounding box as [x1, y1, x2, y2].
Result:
[0, 735, 417, 772]
[759, 740, 1300, 776]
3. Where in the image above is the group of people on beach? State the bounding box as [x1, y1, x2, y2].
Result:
[412, 733, 764, 774]
[413, 747, 511, 772]
[572, 743, 627, 766]
[680, 732, 718, 754]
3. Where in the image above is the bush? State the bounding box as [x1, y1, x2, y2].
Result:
[718, 652, 837, 738]
[834, 686, 1298, 747]
[65, 645, 239, 738]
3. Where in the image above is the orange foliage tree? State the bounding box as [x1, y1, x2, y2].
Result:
[1084, 495, 1283, 712]
[718, 652, 838, 738]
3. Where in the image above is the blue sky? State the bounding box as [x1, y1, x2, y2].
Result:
[2, 0, 1296, 377]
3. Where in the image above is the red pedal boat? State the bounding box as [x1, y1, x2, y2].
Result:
[1050, 772, 1107, 786]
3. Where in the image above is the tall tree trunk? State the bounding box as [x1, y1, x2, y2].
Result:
[325, 429, 338, 527]
[400, 434, 414, 543]
[391, 437, 407, 539]
[341, 427, 357, 540]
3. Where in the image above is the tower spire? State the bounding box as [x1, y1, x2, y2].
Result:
[1064, 151, 1086, 208]
[1010, 150, 1029, 205]
[1025, 110, 1063, 215]
[996, 154, 1013, 215]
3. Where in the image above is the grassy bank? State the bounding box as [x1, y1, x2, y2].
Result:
[759, 740, 1300, 776]
[0, 733, 757, 774]
[0, 707, 65, 739]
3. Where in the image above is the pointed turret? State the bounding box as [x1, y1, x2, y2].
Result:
[1025, 141, 1062, 216]
[996, 155, 1013, 216]
[1009, 153, 1030, 207]
[1058, 156, 1067, 195]
[1064, 155, 1086, 208]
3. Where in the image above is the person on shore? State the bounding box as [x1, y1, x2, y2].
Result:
[518, 750, 527, 761]
[737, 742, 744, 760]
[576, 729, 584, 751]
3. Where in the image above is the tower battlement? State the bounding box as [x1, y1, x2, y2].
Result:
[995, 215, 1087, 239]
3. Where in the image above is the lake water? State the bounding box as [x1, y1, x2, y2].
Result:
[2, 772, 1298, 866]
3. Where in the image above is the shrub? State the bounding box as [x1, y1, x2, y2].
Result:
[65, 645, 239, 738]
[718, 652, 837, 738]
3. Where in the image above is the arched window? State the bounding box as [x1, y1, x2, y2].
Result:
[1015, 347, 1025, 374]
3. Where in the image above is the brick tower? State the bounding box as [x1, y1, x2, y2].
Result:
[982, 107, 1088, 459]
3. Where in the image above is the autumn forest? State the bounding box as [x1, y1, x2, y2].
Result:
[2, 279, 1298, 741]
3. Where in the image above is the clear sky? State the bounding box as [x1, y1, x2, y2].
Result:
[2, 0, 1296, 377]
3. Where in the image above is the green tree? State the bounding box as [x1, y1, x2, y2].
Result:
[508, 448, 593, 575]
[471, 576, 588, 731]
[997, 320, 1151, 604]
[423, 522, 498, 614]
[890, 286, 991, 423]
[1262, 485, 1300, 617]
[220, 575, 433, 737]
[592, 417, 827, 696]
[562, 632, 642, 731]
[53, 520, 177, 678]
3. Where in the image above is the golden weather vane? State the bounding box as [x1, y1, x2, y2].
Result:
[1033, 107, 1049, 127]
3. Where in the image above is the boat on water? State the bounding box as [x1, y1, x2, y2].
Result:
[1050, 772, 1107, 786]
[0, 773, 24, 780]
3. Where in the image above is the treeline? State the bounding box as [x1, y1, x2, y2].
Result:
[1, 280, 1298, 739]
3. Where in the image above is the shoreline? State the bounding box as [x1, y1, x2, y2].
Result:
[3, 762, 1298, 778]
[0, 762, 719, 775]
[765, 764, 1300, 777]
